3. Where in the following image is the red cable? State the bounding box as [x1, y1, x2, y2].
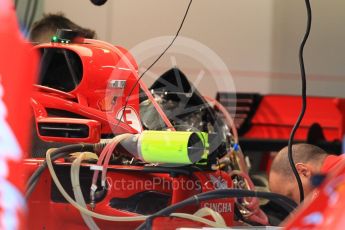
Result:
[101, 134, 132, 185]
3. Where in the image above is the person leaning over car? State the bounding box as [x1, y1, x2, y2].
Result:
[269, 143, 344, 204]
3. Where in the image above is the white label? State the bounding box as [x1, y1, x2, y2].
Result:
[116, 106, 142, 132]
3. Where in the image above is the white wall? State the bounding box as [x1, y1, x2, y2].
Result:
[270, 0, 345, 97]
[43, 0, 345, 97]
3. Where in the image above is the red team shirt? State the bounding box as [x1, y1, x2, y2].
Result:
[321, 155, 344, 173]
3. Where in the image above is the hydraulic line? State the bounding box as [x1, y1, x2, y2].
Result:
[46, 145, 148, 222]
[101, 134, 132, 185]
[169, 213, 225, 228]
[90, 134, 132, 209]
[193, 207, 226, 226]
[44, 143, 228, 225]
[26, 144, 98, 199]
[71, 153, 100, 230]
[136, 189, 297, 229]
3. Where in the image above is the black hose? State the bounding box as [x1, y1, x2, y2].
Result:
[136, 189, 297, 230]
[208, 190, 297, 211]
[26, 144, 96, 199]
[288, 0, 312, 203]
[26, 151, 67, 199]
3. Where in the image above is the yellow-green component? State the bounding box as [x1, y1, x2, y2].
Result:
[198, 132, 209, 160]
[138, 130, 207, 164]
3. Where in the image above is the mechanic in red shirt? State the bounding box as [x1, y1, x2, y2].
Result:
[269, 143, 344, 204]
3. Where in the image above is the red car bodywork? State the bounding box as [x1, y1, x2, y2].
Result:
[26, 39, 237, 229]
[32, 40, 140, 137]
[245, 95, 345, 142]
[26, 160, 234, 229]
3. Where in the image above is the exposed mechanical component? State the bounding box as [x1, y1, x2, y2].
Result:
[25, 31, 293, 229]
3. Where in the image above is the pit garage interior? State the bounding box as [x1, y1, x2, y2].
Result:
[1, 0, 345, 229]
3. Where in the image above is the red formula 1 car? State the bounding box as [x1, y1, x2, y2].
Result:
[2, 0, 344, 228]
[25, 30, 296, 229]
